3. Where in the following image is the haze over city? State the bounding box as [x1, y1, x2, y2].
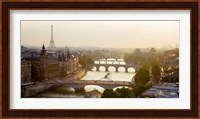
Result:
[21, 21, 179, 49]
[21, 20, 179, 98]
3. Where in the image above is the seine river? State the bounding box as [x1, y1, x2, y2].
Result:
[37, 58, 136, 98]
[81, 58, 135, 93]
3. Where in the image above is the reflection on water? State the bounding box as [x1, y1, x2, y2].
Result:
[81, 71, 135, 82]
[36, 85, 85, 98]
[113, 86, 133, 91]
[84, 85, 105, 93]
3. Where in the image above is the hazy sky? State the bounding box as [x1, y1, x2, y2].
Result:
[21, 21, 179, 49]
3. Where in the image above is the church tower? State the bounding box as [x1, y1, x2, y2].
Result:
[48, 25, 56, 50]
[40, 44, 48, 80]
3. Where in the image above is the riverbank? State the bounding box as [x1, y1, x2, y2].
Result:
[73, 69, 86, 80]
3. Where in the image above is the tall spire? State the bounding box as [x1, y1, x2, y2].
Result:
[67, 48, 71, 59]
[51, 24, 53, 42]
[58, 53, 62, 61]
[48, 24, 56, 50]
[42, 44, 45, 50]
[41, 44, 47, 55]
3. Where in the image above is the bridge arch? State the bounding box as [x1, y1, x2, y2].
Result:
[91, 66, 97, 71]
[84, 85, 105, 93]
[108, 66, 117, 72]
[117, 67, 126, 72]
[99, 66, 106, 72]
[127, 67, 136, 73]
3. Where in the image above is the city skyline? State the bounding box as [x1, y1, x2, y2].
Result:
[21, 21, 179, 49]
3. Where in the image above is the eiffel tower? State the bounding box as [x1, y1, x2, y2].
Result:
[48, 25, 56, 50]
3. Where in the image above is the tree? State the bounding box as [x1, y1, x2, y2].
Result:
[133, 84, 152, 97]
[79, 58, 87, 69]
[79, 55, 94, 70]
[124, 53, 134, 64]
[31, 62, 41, 82]
[146, 57, 156, 66]
[151, 63, 161, 83]
[135, 48, 141, 54]
[124, 53, 146, 65]
[115, 87, 133, 98]
[134, 66, 150, 86]
[75, 87, 85, 94]
[150, 48, 156, 53]
[133, 85, 146, 97]
[101, 89, 117, 98]
[102, 88, 134, 98]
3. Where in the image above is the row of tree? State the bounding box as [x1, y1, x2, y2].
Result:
[124, 48, 156, 65]
[133, 60, 161, 97]
[101, 85, 152, 98]
[31, 62, 43, 82]
[124, 53, 146, 65]
[79, 55, 94, 70]
[135, 48, 156, 54]
[135, 62, 161, 85]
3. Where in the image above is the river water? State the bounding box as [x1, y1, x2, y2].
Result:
[37, 58, 135, 98]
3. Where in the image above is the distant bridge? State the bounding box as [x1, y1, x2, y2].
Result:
[89, 63, 140, 73]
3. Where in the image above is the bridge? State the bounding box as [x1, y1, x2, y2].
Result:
[44, 80, 135, 90]
[89, 63, 140, 73]
[22, 78, 135, 97]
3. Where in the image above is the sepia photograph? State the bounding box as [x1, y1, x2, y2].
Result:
[2, 1, 198, 117]
[21, 20, 179, 98]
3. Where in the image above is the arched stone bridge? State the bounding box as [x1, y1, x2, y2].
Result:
[44, 80, 135, 90]
[89, 63, 140, 73]
[23, 80, 135, 97]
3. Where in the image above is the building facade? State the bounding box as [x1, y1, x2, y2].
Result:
[21, 61, 32, 84]
[39, 44, 80, 80]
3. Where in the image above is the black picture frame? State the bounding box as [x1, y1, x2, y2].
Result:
[2, 2, 198, 117]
